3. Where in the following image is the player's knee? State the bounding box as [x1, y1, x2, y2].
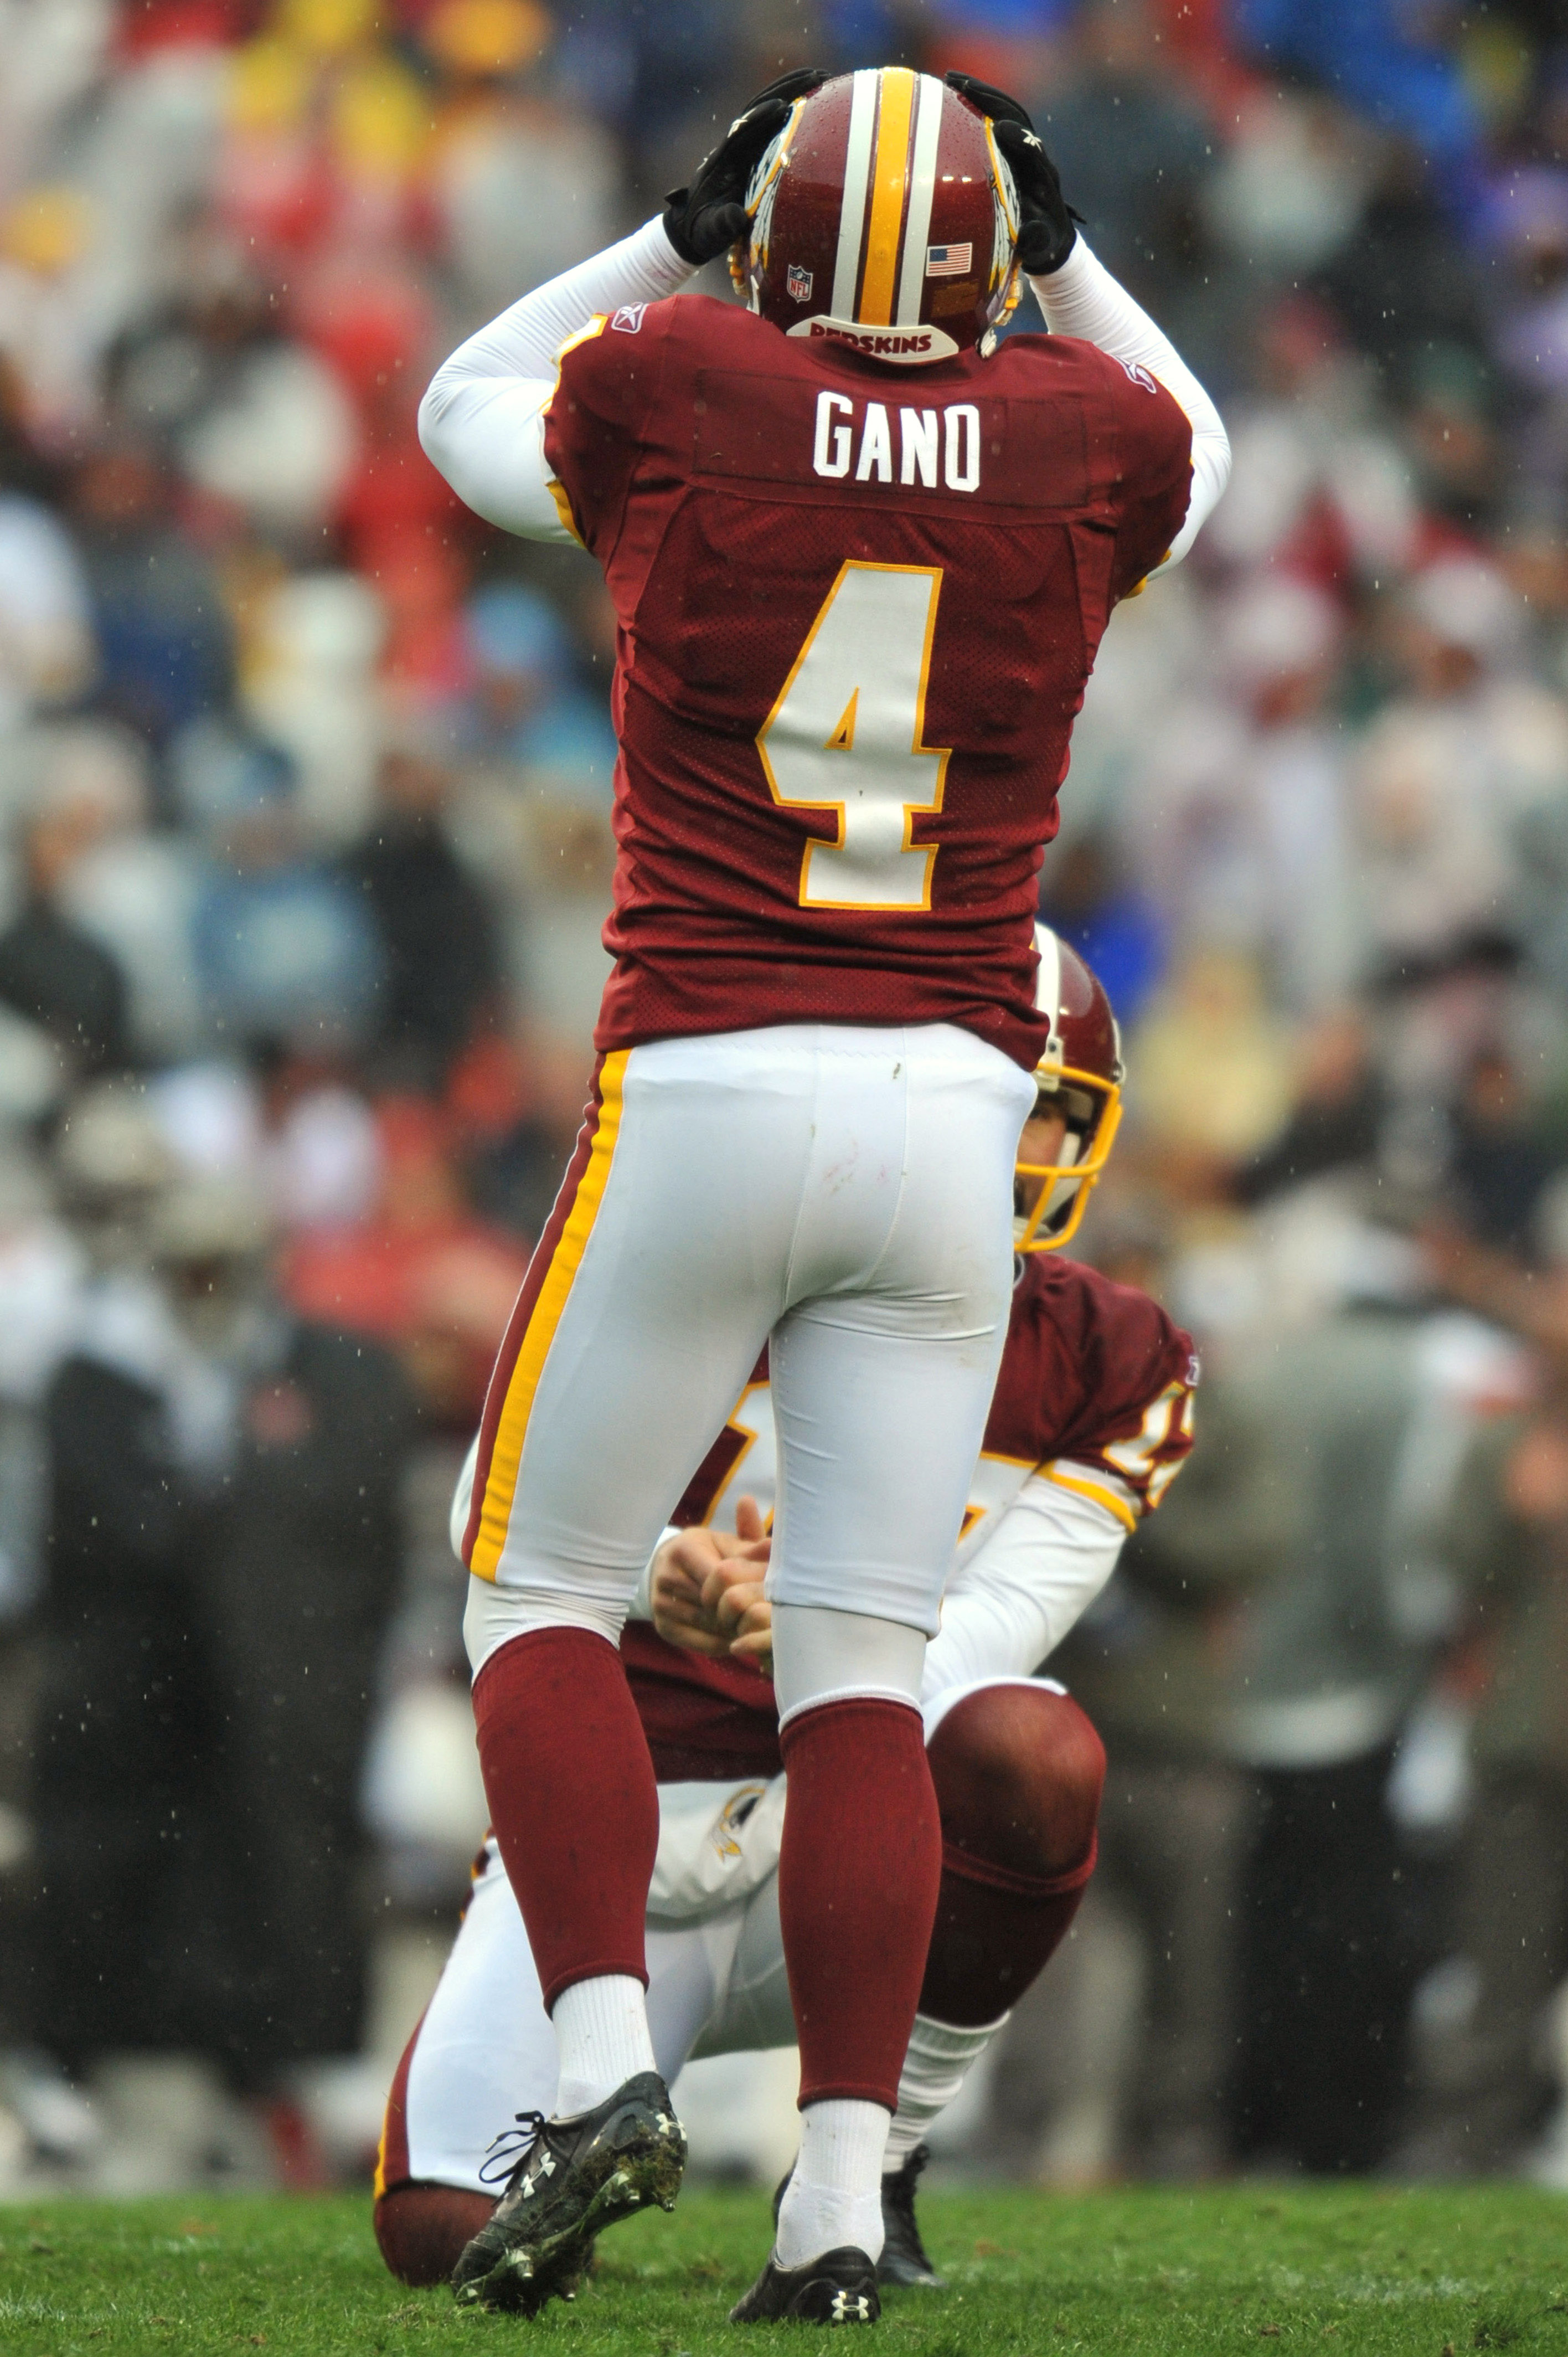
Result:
[373, 2183, 494, 2286]
[929, 1683, 1105, 1882]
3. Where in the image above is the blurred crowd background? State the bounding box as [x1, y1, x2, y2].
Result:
[1, 0, 1567, 2196]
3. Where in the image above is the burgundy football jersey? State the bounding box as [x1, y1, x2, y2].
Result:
[542, 296, 1193, 1072]
[620, 1252, 1196, 1778]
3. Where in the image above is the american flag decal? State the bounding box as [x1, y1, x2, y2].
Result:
[925, 243, 972, 277]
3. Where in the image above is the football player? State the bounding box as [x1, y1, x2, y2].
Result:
[375, 936, 1197, 2316]
[418, 66, 1227, 2317]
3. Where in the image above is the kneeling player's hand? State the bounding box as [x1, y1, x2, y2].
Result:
[945, 71, 1080, 275]
[700, 1539, 772, 1677]
[649, 1496, 771, 1656]
[724, 1591, 773, 1677]
[663, 68, 826, 265]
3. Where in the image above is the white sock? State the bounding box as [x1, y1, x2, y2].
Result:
[883, 2011, 1009, 2169]
[775, 2099, 889, 2268]
[552, 1975, 658, 2117]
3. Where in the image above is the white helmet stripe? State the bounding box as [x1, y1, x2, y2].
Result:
[895, 74, 945, 328]
[832, 70, 879, 320]
[1033, 921, 1061, 1031]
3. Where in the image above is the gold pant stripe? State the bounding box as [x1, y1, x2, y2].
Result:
[470, 1049, 631, 1581]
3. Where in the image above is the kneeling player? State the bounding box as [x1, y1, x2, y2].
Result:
[375, 935, 1196, 2315]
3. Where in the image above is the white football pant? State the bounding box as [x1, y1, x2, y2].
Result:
[463, 1023, 1034, 1695]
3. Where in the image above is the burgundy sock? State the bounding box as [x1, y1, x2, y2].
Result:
[472, 1628, 659, 2010]
[920, 1682, 1106, 2025]
[374, 2185, 495, 2286]
[919, 1843, 1094, 2023]
[778, 1697, 942, 2110]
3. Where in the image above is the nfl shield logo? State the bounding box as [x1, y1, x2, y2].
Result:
[786, 264, 813, 302]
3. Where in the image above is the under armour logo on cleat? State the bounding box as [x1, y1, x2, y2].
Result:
[830, 2290, 871, 2323]
[536, 2152, 556, 2177]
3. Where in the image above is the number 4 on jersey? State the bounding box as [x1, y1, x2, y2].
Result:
[757, 561, 949, 910]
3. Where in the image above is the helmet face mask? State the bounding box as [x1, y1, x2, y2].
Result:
[1015, 1065, 1122, 1250]
[1015, 927, 1125, 1252]
[732, 69, 1022, 366]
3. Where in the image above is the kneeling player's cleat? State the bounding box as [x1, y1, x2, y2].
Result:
[730, 2245, 881, 2325]
[772, 2147, 944, 2292]
[451, 2071, 685, 2315]
[875, 2145, 945, 2289]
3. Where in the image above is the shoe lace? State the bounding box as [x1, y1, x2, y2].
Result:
[479, 2108, 549, 2190]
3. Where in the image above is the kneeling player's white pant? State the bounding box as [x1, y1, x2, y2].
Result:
[464, 1023, 1034, 1649]
[396, 1804, 795, 2196]
[389, 1679, 1064, 2194]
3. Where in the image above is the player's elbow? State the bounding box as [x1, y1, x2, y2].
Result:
[416, 384, 497, 523]
[1156, 415, 1230, 579]
[417, 373, 461, 486]
[416, 414, 499, 530]
[1205, 411, 1233, 500]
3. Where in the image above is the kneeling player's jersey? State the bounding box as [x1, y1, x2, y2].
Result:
[543, 296, 1192, 1073]
[622, 1252, 1195, 1780]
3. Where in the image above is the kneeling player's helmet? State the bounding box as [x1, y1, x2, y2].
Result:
[1017, 925, 1124, 1252]
[735, 69, 1022, 364]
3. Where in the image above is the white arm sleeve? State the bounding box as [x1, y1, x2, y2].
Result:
[449, 1430, 480, 1561]
[418, 216, 696, 540]
[628, 1529, 680, 1624]
[1030, 238, 1230, 570]
[920, 1469, 1128, 1704]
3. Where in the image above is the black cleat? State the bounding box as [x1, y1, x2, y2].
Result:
[730, 2244, 880, 2325]
[876, 2145, 945, 2287]
[451, 2071, 685, 2315]
[771, 2146, 945, 2292]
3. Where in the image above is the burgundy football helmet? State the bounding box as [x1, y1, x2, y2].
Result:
[733, 68, 1023, 364]
[1017, 923, 1125, 1252]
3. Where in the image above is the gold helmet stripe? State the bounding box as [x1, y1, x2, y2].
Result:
[831, 69, 879, 318]
[860, 65, 916, 326]
[895, 73, 945, 327]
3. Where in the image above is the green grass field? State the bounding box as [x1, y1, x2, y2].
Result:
[1, 2184, 1565, 2355]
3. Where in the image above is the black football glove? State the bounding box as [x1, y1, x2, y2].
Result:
[945, 70, 1081, 276]
[664, 68, 827, 267]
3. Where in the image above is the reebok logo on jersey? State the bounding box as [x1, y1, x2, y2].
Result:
[1120, 359, 1159, 393]
[612, 303, 647, 334]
